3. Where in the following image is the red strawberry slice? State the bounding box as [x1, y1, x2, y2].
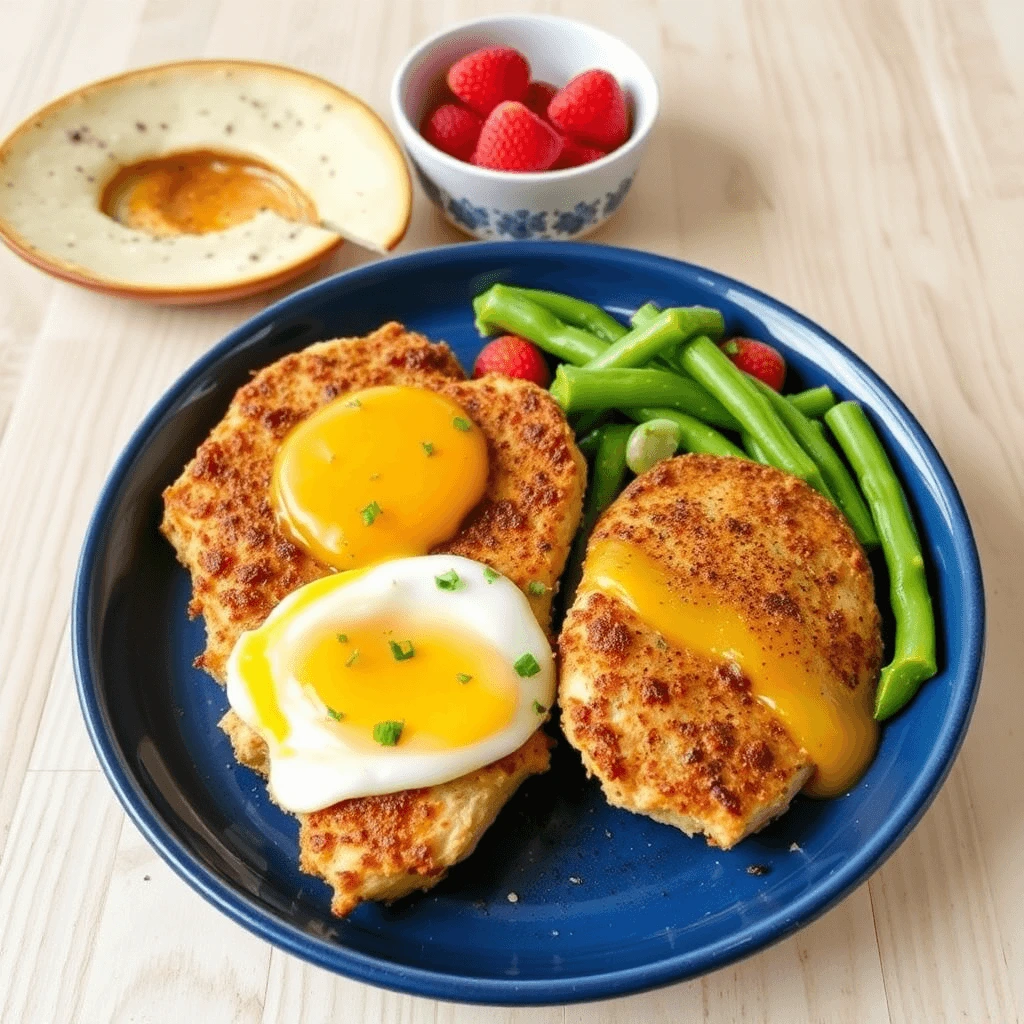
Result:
[720, 338, 787, 391]
[548, 69, 629, 150]
[523, 80, 557, 120]
[421, 103, 482, 161]
[471, 101, 563, 172]
[552, 135, 607, 169]
[473, 334, 551, 388]
[447, 46, 530, 117]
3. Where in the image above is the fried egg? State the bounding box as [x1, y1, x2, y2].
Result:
[271, 385, 489, 570]
[225, 555, 555, 813]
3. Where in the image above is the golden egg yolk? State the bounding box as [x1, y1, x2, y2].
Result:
[271, 386, 489, 570]
[233, 574, 518, 750]
[101, 149, 318, 236]
[583, 539, 878, 797]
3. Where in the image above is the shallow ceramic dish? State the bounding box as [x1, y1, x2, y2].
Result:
[391, 15, 658, 240]
[0, 60, 411, 303]
[73, 242, 984, 1005]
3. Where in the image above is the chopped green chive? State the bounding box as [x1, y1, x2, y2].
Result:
[336, 633, 348, 643]
[514, 653, 541, 678]
[452, 416, 472, 432]
[421, 441, 435, 456]
[483, 566, 500, 583]
[344, 648, 360, 668]
[532, 700, 547, 714]
[389, 639, 415, 661]
[326, 706, 345, 721]
[527, 581, 547, 596]
[373, 720, 404, 746]
[361, 501, 382, 526]
[456, 672, 473, 684]
[435, 569, 462, 591]
[345, 398, 362, 408]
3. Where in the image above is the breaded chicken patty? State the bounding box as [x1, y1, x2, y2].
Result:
[162, 322, 585, 914]
[559, 455, 881, 849]
[223, 714, 552, 915]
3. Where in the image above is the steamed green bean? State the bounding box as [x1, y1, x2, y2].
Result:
[627, 407, 746, 459]
[752, 378, 878, 547]
[560, 424, 633, 608]
[498, 287, 628, 343]
[550, 365, 740, 430]
[825, 402, 937, 720]
[678, 336, 827, 492]
[472, 286, 607, 364]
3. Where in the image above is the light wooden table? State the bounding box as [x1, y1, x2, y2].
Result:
[1, 0, 1022, 1021]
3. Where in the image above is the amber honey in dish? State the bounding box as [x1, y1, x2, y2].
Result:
[100, 149, 318, 235]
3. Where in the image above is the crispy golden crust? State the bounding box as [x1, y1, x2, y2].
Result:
[558, 455, 881, 849]
[161, 322, 585, 914]
[161, 322, 467, 678]
[224, 713, 552, 915]
[161, 322, 583, 676]
[435, 377, 583, 633]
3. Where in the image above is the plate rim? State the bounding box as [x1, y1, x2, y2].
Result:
[72, 240, 985, 1005]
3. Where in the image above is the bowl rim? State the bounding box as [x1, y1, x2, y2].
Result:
[0, 58, 411, 303]
[389, 13, 660, 183]
[73, 241, 985, 1006]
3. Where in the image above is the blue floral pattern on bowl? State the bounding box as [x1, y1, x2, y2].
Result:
[603, 175, 633, 215]
[494, 209, 549, 239]
[447, 197, 491, 233]
[552, 199, 600, 236]
[429, 175, 636, 240]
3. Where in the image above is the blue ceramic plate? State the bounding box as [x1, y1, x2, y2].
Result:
[73, 242, 984, 1005]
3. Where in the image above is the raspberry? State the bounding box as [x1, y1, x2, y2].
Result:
[552, 135, 607, 169]
[547, 69, 629, 150]
[447, 47, 530, 117]
[421, 103, 482, 161]
[471, 102, 563, 172]
[473, 335, 551, 387]
[720, 338, 787, 391]
[522, 80, 557, 119]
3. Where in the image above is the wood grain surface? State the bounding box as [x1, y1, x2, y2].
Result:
[1, 0, 1021, 1021]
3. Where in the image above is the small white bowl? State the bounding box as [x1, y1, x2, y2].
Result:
[390, 14, 659, 241]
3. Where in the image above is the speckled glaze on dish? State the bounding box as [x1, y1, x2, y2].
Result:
[73, 243, 984, 1005]
[0, 60, 411, 303]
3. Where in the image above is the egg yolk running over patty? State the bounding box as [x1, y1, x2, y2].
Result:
[225, 556, 555, 812]
[236, 577, 518, 751]
[271, 385, 489, 570]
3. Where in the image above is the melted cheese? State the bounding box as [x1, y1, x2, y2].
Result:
[583, 538, 878, 796]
